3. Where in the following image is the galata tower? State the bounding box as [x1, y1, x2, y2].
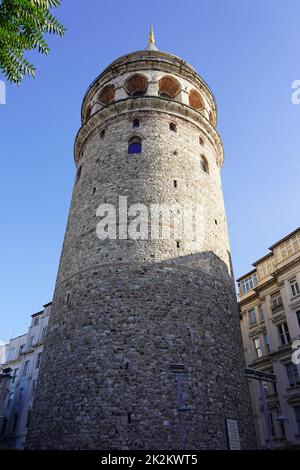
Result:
[26, 29, 255, 450]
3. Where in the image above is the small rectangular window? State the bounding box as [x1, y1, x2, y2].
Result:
[76, 165, 82, 182]
[173, 180, 177, 188]
[33, 317, 39, 327]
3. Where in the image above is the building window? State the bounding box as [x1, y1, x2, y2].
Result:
[200, 155, 209, 174]
[6, 392, 13, 409]
[36, 352, 43, 369]
[253, 337, 263, 358]
[18, 387, 24, 402]
[7, 347, 15, 361]
[277, 322, 290, 345]
[132, 119, 140, 128]
[290, 279, 300, 297]
[26, 409, 31, 428]
[40, 326, 47, 343]
[285, 363, 300, 387]
[238, 273, 258, 295]
[1, 416, 7, 435]
[128, 137, 142, 154]
[269, 412, 276, 437]
[258, 304, 264, 321]
[31, 380, 37, 398]
[271, 292, 283, 312]
[169, 122, 177, 132]
[264, 334, 270, 353]
[22, 360, 30, 377]
[28, 336, 34, 349]
[33, 317, 39, 327]
[12, 413, 18, 433]
[199, 136, 205, 146]
[18, 344, 24, 358]
[100, 129, 105, 139]
[248, 308, 257, 326]
[294, 406, 300, 433]
[11, 368, 19, 383]
[297, 310, 300, 328]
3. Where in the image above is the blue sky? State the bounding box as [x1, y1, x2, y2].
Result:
[1, 0, 299, 342]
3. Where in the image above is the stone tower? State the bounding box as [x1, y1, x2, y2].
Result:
[26, 32, 255, 450]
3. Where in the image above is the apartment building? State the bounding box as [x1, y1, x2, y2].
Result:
[0, 303, 51, 448]
[238, 228, 300, 449]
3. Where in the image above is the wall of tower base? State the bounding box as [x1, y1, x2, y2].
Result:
[26, 253, 256, 450]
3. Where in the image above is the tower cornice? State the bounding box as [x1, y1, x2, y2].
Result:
[74, 96, 224, 167]
[80, 50, 218, 126]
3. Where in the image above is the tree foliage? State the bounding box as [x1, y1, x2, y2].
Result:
[0, 0, 65, 84]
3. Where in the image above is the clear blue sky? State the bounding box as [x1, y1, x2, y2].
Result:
[1, 0, 299, 342]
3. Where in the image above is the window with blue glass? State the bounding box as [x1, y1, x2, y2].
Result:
[128, 137, 142, 154]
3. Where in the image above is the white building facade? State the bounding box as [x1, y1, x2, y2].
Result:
[0, 303, 51, 449]
[238, 228, 300, 449]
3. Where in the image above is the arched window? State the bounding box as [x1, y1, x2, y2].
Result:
[133, 119, 140, 128]
[125, 74, 148, 97]
[199, 136, 205, 146]
[100, 129, 105, 139]
[200, 155, 209, 174]
[189, 89, 204, 111]
[158, 76, 181, 100]
[128, 136, 142, 154]
[98, 84, 115, 105]
[169, 122, 177, 132]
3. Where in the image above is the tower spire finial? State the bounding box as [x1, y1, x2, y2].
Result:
[146, 25, 158, 51]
